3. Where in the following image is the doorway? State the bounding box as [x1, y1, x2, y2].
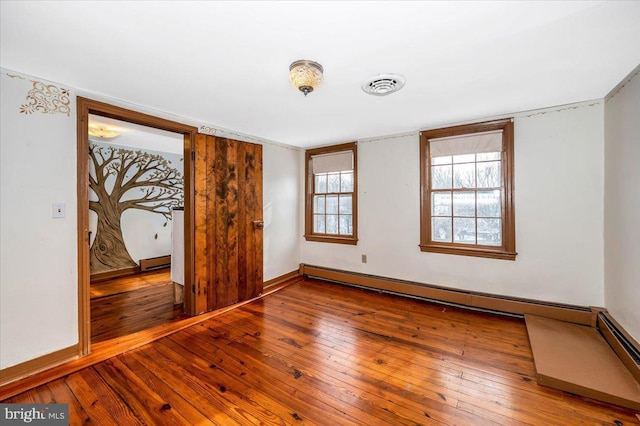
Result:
[77, 98, 197, 355]
[86, 115, 188, 343]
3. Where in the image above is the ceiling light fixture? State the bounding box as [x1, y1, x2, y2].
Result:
[88, 123, 121, 140]
[289, 60, 324, 97]
[362, 73, 405, 96]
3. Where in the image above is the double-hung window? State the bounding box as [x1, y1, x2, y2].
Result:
[304, 142, 357, 245]
[420, 119, 516, 260]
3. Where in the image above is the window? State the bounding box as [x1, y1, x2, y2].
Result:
[305, 142, 357, 245]
[420, 119, 516, 260]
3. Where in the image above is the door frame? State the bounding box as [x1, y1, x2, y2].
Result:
[76, 97, 198, 355]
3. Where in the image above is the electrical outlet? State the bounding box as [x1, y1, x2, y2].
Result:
[52, 202, 66, 218]
[361, 254, 367, 263]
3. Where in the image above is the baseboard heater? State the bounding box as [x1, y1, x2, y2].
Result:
[300, 264, 596, 326]
[598, 312, 640, 383]
[139, 255, 171, 272]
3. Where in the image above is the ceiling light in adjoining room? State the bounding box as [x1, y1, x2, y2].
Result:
[362, 73, 405, 96]
[88, 123, 121, 140]
[289, 60, 324, 97]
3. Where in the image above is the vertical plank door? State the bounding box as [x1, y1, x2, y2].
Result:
[193, 134, 263, 314]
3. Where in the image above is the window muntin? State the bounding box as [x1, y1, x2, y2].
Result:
[312, 171, 353, 235]
[430, 152, 502, 245]
[420, 119, 516, 260]
[305, 142, 357, 244]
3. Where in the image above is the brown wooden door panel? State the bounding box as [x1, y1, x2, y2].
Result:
[214, 137, 239, 308]
[193, 135, 262, 314]
[193, 133, 209, 314]
[243, 142, 263, 300]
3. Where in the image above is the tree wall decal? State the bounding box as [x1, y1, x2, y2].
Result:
[89, 142, 183, 273]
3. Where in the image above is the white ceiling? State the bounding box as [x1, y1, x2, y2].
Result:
[2, 1, 639, 148]
[88, 114, 184, 155]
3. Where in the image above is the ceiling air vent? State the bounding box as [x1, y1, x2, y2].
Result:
[361, 73, 405, 96]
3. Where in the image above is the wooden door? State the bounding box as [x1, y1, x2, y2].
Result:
[193, 134, 263, 314]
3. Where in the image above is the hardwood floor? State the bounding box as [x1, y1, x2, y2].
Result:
[5, 279, 639, 425]
[90, 268, 174, 299]
[91, 269, 187, 343]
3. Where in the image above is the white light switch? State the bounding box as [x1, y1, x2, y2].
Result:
[52, 203, 66, 218]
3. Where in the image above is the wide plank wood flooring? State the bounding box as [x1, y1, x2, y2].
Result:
[91, 269, 187, 343]
[90, 268, 174, 299]
[6, 279, 639, 425]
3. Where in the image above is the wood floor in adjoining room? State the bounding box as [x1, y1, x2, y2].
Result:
[90, 269, 187, 343]
[6, 279, 639, 425]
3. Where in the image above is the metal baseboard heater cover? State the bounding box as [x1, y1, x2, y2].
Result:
[139, 255, 171, 272]
[300, 264, 596, 326]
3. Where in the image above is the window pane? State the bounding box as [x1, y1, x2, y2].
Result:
[432, 192, 452, 216]
[432, 217, 452, 242]
[453, 192, 475, 217]
[339, 194, 352, 214]
[326, 195, 338, 214]
[340, 171, 354, 192]
[477, 161, 500, 188]
[313, 195, 325, 214]
[453, 154, 475, 164]
[326, 215, 338, 234]
[454, 218, 476, 244]
[315, 174, 327, 193]
[327, 173, 340, 192]
[478, 218, 502, 246]
[313, 215, 325, 233]
[477, 190, 501, 217]
[432, 165, 452, 189]
[421, 120, 514, 259]
[339, 215, 352, 235]
[432, 156, 451, 165]
[477, 152, 501, 161]
[453, 163, 475, 188]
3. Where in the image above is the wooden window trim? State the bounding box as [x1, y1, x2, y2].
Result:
[304, 142, 358, 245]
[419, 118, 516, 260]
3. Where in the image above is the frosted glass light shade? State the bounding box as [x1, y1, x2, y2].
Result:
[88, 123, 120, 139]
[289, 60, 324, 96]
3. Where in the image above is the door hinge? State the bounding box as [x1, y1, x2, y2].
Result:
[191, 151, 195, 160]
[192, 284, 196, 293]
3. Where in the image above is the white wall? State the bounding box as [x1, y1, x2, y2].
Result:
[1, 71, 79, 369]
[262, 143, 301, 281]
[0, 68, 301, 369]
[301, 101, 605, 306]
[604, 66, 640, 343]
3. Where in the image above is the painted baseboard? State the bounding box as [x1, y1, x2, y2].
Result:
[0, 344, 79, 389]
[300, 264, 597, 326]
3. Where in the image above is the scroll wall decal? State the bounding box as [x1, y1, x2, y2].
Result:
[19, 80, 71, 116]
[199, 125, 216, 135]
[89, 143, 183, 273]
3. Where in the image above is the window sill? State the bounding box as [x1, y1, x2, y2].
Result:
[304, 235, 358, 245]
[419, 244, 516, 260]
